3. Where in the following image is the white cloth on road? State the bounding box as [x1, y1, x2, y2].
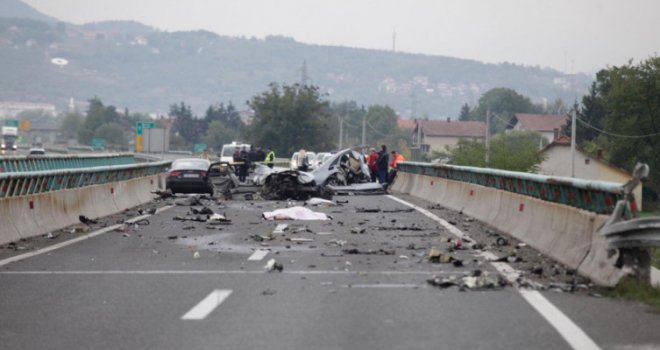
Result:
[263, 206, 329, 221]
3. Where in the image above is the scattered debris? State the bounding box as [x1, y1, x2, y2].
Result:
[427, 270, 506, 291]
[78, 215, 98, 225]
[305, 198, 337, 206]
[152, 189, 173, 198]
[193, 251, 201, 259]
[350, 227, 366, 234]
[342, 248, 395, 255]
[207, 213, 231, 224]
[264, 258, 284, 272]
[167, 235, 178, 240]
[356, 207, 381, 213]
[288, 237, 315, 243]
[273, 224, 288, 234]
[496, 237, 509, 246]
[261, 289, 277, 296]
[175, 196, 202, 206]
[191, 207, 214, 215]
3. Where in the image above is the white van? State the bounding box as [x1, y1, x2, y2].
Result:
[220, 142, 251, 164]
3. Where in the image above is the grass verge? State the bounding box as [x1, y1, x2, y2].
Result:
[601, 277, 660, 310]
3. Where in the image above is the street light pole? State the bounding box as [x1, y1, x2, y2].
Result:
[571, 106, 577, 177]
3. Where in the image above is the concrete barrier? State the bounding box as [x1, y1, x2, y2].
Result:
[391, 171, 623, 286]
[0, 175, 162, 246]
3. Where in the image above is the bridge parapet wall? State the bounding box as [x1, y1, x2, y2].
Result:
[393, 161, 628, 286]
[0, 162, 169, 246]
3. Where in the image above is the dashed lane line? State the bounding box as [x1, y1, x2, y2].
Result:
[247, 249, 270, 261]
[0, 205, 175, 268]
[181, 289, 232, 320]
[386, 194, 602, 350]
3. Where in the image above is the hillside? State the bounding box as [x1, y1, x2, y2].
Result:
[0, 0, 592, 117]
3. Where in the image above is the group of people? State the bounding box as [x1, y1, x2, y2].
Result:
[367, 145, 405, 190]
[232, 146, 276, 182]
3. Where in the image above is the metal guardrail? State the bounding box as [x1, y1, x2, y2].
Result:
[0, 154, 135, 173]
[398, 161, 626, 214]
[0, 161, 170, 199]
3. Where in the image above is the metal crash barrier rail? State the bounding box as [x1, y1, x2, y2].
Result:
[397, 161, 626, 215]
[0, 161, 170, 199]
[0, 154, 136, 173]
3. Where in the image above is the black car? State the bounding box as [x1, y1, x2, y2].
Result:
[166, 158, 214, 195]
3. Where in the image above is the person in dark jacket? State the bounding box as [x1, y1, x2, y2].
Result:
[238, 146, 249, 182]
[376, 144, 389, 188]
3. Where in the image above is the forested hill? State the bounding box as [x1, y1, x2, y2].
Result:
[0, 0, 591, 117]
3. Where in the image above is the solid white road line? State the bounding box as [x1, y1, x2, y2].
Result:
[386, 194, 602, 350]
[0, 205, 175, 268]
[0, 224, 124, 268]
[343, 283, 423, 289]
[0, 269, 456, 275]
[181, 289, 232, 320]
[386, 195, 465, 238]
[247, 249, 270, 261]
[520, 290, 601, 350]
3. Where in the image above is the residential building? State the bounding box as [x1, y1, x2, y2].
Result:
[412, 118, 486, 154]
[507, 113, 568, 142]
[538, 136, 642, 210]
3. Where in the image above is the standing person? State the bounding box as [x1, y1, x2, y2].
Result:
[265, 147, 275, 168]
[248, 146, 257, 170]
[256, 146, 266, 163]
[232, 148, 241, 175]
[238, 146, 249, 182]
[388, 150, 405, 184]
[367, 147, 379, 182]
[376, 144, 389, 188]
[297, 149, 309, 171]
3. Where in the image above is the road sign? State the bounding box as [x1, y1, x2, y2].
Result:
[91, 138, 106, 150]
[4, 119, 19, 127]
[135, 135, 144, 151]
[136, 121, 155, 135]
[194, 143, 207, 154]
[19, 120, 31, 131]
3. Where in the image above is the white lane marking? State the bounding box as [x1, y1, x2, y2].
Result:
[343, 283, 423, 289]
[0, 205, 175, 268]
[0, 270, 457, 275]
[386, 195, 465, 238]
[0, 224, 123, 268]
[520, 290, 601, 350]
[247, 249, 269, 261]
[387, 194, 602, 350]
[181, 289, 232, 320]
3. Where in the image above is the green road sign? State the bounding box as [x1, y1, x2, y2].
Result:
[136, 121, 156, 135]
[4, 119, 19, 127]
[194, 143, 207, 154]
[91, 138, 106, 150]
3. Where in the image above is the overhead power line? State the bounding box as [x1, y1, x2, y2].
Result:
[575, 115, 660, 139]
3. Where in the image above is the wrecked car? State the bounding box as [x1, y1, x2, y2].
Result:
[252, 148, 383, 200]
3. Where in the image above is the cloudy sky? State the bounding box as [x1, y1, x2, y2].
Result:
[24, 0, 660, 73]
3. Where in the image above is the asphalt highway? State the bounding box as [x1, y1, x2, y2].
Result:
[1, 194, 659, 350]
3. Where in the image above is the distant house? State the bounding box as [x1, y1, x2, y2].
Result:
[397, 118, 416, 131]
[538, 136, 642, 210]
[507, 113, 568, 142]
[412, 118, 486, 154]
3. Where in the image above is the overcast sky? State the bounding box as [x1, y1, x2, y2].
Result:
[24, 0, 660, 73]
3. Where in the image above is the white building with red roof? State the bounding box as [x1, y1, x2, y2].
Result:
[507, 113, 568, 142]
[412, 118, 486, 154]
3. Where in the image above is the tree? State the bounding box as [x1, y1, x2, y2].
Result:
[204, 102, 243, 136]
[95, 123, 128, 149]
[458, 103, 471, 121]
[247, 83, 334, 155]
[78, 97, 121, 145]
[203, 120, 239, 151]
[468, 88, 542, 133]
[170, 102, 200, 147]
[58, 111, 83, 140]
[581, 57, 660, 186]
[450, 130, 546, 172]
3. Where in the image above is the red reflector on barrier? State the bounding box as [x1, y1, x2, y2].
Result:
[110, 187, 114, 194]
[519, 203, 524, 212]
[150, 179, 154, 185]
[470, 190, 474, 196]
[430, 180, 434, 186]
[29, 201, 34, 209]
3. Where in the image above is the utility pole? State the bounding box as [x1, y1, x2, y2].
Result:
[485, 109, 491, 166]
[338, 114, 344, 150]
[361, 114, 366, 147]
[571, 105, 577, 177]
